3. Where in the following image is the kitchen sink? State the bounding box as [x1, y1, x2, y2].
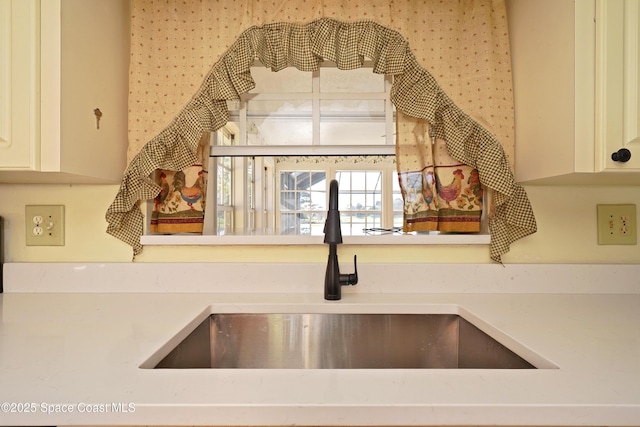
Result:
[145, 313, 540, 369]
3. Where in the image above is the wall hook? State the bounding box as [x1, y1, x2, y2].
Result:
[94, 108, 103, 129]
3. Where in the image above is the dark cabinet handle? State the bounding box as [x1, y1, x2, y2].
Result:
[612, 148, 632, 162]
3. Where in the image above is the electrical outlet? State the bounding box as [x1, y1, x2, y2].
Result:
[597, 204, 637, 245]
[25, 205, 65, 246]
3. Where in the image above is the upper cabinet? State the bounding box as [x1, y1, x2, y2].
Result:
[0, 0, 38, 171]
[0, 0, 129, 184]
[597, 0, 640, 171]
[508, 0, 640, 185]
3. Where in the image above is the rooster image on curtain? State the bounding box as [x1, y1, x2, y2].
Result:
[149, 133, 210, 234]
[396, 111, 483, 233]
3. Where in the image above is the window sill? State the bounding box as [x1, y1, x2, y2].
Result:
[140, 233, 490, 246]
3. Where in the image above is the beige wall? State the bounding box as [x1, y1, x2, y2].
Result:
[0, 184, 638, 264]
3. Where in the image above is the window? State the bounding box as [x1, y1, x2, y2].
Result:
[206, 62, 399, 237]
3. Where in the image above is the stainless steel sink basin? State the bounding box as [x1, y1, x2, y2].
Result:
[149, 313, 537, 369]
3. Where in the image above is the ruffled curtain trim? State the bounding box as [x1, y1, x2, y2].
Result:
[106, 17, 536, 263]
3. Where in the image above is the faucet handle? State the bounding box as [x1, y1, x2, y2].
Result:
[339, 255, 358, 286]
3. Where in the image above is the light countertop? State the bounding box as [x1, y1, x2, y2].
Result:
[1, 263, 639, 426]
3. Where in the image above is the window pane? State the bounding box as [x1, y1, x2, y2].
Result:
[217, 156, 232, 206]
[279, 171, 327, 235]
[251, 66, 312, 93]
[321, 99, 385, 113]
[217, 209, 233, 235]
[336, 170, 383, 235]
[247, 100, 312, 145]
[321, 122, 384, 145]
[320, 100, 386, 145]
[248, 100, 312, 113]
[320, 67, 385, 93]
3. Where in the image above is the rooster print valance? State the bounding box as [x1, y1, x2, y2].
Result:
[105, 18, 537, 262]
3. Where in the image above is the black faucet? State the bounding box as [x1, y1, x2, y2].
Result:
[324, 179, 358, 300]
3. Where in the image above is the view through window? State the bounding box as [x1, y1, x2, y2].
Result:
[207, 62, 399, 236]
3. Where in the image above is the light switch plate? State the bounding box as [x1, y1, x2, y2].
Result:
[596, 204, 637, 245]
[25, 205, 65, 246]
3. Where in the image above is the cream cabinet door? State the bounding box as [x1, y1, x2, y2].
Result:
[0, 0, 39, 169]
[597, 0, 640, 170]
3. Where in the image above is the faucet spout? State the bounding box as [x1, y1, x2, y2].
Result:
[324, 179, 358, 300]
[323, 179, 342, 244]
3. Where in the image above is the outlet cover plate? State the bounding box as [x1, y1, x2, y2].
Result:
[597, 204, 637, 245]
[25, 205, 65, 246]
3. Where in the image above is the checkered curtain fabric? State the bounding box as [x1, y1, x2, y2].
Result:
[108, 9, 536, 262]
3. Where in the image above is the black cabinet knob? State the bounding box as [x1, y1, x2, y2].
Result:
[611, 148, 632, 162]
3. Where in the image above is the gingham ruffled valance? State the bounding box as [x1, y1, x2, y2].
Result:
[106, 18, 536, 262]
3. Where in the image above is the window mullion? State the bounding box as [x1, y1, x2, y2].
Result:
[385, 74, 394, 146]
